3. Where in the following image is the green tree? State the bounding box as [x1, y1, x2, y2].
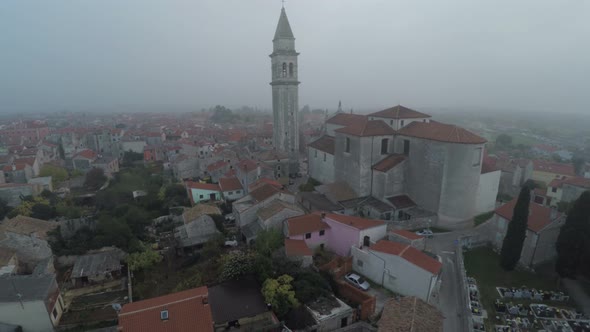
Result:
[127, 248, 162, 272]
[173, 272, 203, 292]
[495, 134, 513, 147]
[84, 168, 107, 190]
[39, 164, 68, 185]
[254, 229, 284, 256]
[0, 198, 11, 220]
[262, 275, 299, 318]
[58, 140, 65, 160]
[555, 191, 590, 277]
[500, 185, 531, 270]
[292, 271, 332, 304]
[218, 251, 255, 282]
[30, 203, 56, 220]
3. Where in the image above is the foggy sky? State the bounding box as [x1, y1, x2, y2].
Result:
[1, 0, 589, 114]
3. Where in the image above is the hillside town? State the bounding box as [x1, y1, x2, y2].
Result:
[2, 4, 590, 332]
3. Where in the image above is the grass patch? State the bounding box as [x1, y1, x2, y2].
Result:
[474, 211, 495, 227]
[464, 247, 562, 329]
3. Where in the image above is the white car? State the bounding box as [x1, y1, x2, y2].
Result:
[345, 273, 370, 291]
[415, 229, 434, 238]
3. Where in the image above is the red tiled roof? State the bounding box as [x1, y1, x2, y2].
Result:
[326, 113, 368, 127]
[548, 177, 567, 188]
[219, 177, 243, 192]
[386, 195, 416, 209]
[2, 164, 27, 172]
[368, 105, 431, 119]
[532, 160, 575, 176]
[206, 160, 228, 172]
[398, 121, 487, 144]
[250, 183, 283, 202]
[186, 181, 220, 192]
[237, 159, 258, 172]
[495, 198, 561, 233]
[335, 120, 395, 137]
[118, 286, 213, 332]
[308, 135, 335, 155]
[287, 214, 331, 236]
[249, 178, 283, 191]
[324, 213, 385, 230]
[75, 149, 97, 160]
[284, 239, 313, 257]
[370, 240, 442, 275]
[563, 177, 590, 189]
[391, 229, 424, 241]
[372, 154, 406, 172]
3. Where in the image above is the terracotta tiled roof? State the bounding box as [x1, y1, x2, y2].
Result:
[532, 160, 575, 176]
[378, 297, 443, 332]
[372, 154, 406, 172]
[185, 181, 220, 192]
[74, 149, 97, 160]
[250, 183, 283, 202]
[284, 239, 313, 257]
[495, 198, 561, 233]
[249, 178, 283, 191]
[118, 286, 213, 332]
[386, 195, 416, 209]
[563, 177, 590, 189]
[326, 113, 367, 127]
[237, 159, 258, 172]
[287, 214, 331, 236]
[2, 164, 27, 172]
[391, 229, 423, 241]
[308, 135, 335, 155]
[370, 240, 442, 275]
[548, 177, 567, 188]
[368, 105, 431, 119]
[182, 204, 221, 224]
[218, 177, 243, 192]
[257, 199, 301, 221]
[324, 213, 385, 230]
[335, 119, 395, 137]
[398, 121, 487, 144]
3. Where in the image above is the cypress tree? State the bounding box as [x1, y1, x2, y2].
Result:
[556, 191, 590, 278]
[500, 185, 531, 270]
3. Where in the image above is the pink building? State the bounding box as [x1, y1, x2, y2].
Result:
[285, 212, 387, 257]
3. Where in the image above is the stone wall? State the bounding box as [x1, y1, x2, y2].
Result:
[336, 280, 376, 321]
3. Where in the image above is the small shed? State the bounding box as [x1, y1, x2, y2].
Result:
[71, 250, 124, 287]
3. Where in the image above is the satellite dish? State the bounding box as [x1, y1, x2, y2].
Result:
[112, 303, 122, 312]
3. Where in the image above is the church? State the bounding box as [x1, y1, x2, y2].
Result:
[270, 8, 500, 226]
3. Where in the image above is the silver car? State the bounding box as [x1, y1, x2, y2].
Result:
[345, 273, 370, 291]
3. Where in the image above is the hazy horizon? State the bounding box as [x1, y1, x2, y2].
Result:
[1, 0, 589, 114]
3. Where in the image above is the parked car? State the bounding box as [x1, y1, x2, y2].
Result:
[344, 273, 370, 291]
[415, 229, 434, 238]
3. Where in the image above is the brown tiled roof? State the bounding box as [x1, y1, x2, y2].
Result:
[287, 214, 331, 236]
[182, 204, 221, 224]
[372, 154, 406, 172]
[563, 177, 590, 189]
[308, 135, 335, 154]
[284, 239, 313, 257]
[237, 159, 258, 172]
[0, 216, 58, 241]
[257, 199, 301, 221]
[368, 105, 431, 119]
[249, 178, 283, 191]
[250, 183, 285, 203]
[370, 240, 442, 275]
[325, 213, 385, 230]
[391, 229, 423, 241]
[387, 195, 416, 209]
[118, 286, 213, 332]
[378, 297, 444, 332]
[532, 160, 575, 176]
[206, 160, 228, 172]
[218, 177, 243, 192]
[186, 181, 220, 192]
[74, 149, 97, 160]
[335, 120, 395, 137]
[495, 198, 561, 233]
[326, 113, 367, 126]
[398, 121, 487, 144]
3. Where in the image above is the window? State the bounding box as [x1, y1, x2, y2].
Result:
[400, 120, 405, 127]
[277, 165, 281, 170]
[314, 149, 318, 158]
[356, 259, 363, 267]
[345, 137, 350, 153]
[380, 138, 388, 155]
[282, 63, 287, 77]
[473, 147, 483, 166]
[228, 191, 233, 195]
[161, 310, 169, 320]
[552, 187, 557, 193]
[289, 63, 294, 77]
[305, 233, 311, 239]
[319, 230, 325, 236]
[341, 317, 348, 328]
[363, 236, 370, 247]
[390, 120, 393, 125]
[199, 194, 204, 199]
[323, 153, 326, 162]
[237, 190, 241, 194]
[403, 139, 410, 156]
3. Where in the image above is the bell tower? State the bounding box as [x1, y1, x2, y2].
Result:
[270, 7, 300, 174]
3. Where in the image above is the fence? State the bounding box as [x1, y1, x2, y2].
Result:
[455, 245, 474, 332]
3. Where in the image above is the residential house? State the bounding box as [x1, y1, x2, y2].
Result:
[120, 139, 147, 155]
[236, 159, 260, 193]
[297, 191, 344, 213]
[0, 273, 65, 332]
[0, 216, 58, 272]
[493, 158, 533, 197]
[72, 149, 98, 171]
[388, 229, 425, 250]
[378, 297, 444, 332]
[208, 278, 280, 331]
[284, 238, 313, 268]
[493, 198, 565, 267]
[70, 250, 124, 288]
[171, 154, 199, 180]
[118, 286, 213, 332]
[255, 150, 290, 181]
[175, 214, 220, 254]
[257, 199, 304, 231]
[232, 183, 294, 229]
[306, 297, 355, 331]
[560, 177, 590, 204]
[2, 164, 33, 183]
[185, 182, 222, 204]
[285, 213, 387, 257]
[351, 240, 442, 301]
[249, 177, 283, 192]
[93, 157, 120, 177]
[206, 160, 230, 183]
[0, 183, 36, 207]
[531, 160, 575, 186]
[28, 176, 53, 192]
[218, 177, 244, 201]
